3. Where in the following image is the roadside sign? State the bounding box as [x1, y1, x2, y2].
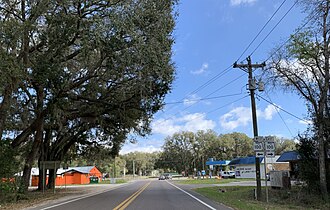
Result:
[40, 161, 61, 169]
[266, 151, 275, 157]
[253, 141, 263, 151]
[253, 135, 276, 157]
[256, 152, 265, 157]
[266, 142, 275, 151]
[254, 136, 264, 142]
[264, 136, 275, 142]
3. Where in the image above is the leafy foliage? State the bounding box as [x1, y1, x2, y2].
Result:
[0, 139, 19, 178]
[0, 0, 177, 190]
[0, 139, 21, 203]
[296, 134, 330, 193]
[157, 131, 255, 174]
[265, 0, 330, 198]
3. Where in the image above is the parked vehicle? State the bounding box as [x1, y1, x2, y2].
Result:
[164, 173, 172, 179]
[220, 171, 235, 178]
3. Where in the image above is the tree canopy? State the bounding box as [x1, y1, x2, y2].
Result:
[0, 0, 177, 191]
[265, 0, 330, 199]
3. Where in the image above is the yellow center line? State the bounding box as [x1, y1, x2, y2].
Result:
[113, 182, 151, 210]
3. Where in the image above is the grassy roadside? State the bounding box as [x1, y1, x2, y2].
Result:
[99, 179, 127, 184]
[194, 186, 330, 210]
[0, 188, 84, 210]
[175, 178, 253, 185]
[0, 180, 128, 210]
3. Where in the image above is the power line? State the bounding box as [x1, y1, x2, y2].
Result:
[256, 93, 311, 124]
[203, 73, 246, 98]
[165, 92, 244, 105]
[153, 94, 249, 127]
[206, 94, 249, 114]
[162, 65, 232, 115]
[264, 10, 319, 62]
[236, 0, 288, 62]
[264, 92, 294, 138]
[162, 1, 291, 115]
[164, 72, 246, 117]
[249, 1, 297, 57]
[182, 0, 290, 102]
[158, 1, 299, 121]
[189, 65, 232, 96]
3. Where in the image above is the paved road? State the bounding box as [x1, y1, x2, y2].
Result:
[29, 179, 231, 210]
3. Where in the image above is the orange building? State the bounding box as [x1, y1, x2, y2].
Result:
[30, 166, 102, 186]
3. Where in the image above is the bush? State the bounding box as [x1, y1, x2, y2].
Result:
[296, 135, 329, 193]
[0, 180, 18, 203]
[0, 139, 21, 204]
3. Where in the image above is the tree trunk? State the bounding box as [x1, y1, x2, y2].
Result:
[318, 122, 328, 199]
[38, 129, 51, 191]
[0, 86, 12, 138]
[47, 169, 55, 190]
[21, 137, 41, 191]
[318, 1, 329, 199]
[21, 85, 44, 192]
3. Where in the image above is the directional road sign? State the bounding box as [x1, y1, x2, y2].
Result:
[266, 151, 275, 157]
[256, 151, 265, 157]
[253, 141, 263, 151]
[265, 142, 275, 151]
[254, 136, 264, 142]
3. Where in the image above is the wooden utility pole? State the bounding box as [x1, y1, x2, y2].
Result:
[233, 56, 265, 201]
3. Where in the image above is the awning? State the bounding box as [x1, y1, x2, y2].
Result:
[277, 151, 300, 162]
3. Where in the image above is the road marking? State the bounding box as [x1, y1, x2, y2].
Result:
[40, 183, 130, 210]
[113, 181, 151, 210]
[166, 181, 216, 210]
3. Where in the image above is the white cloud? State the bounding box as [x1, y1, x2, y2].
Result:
[152, 113, 216, 136]
[191, 63, 208, 75]
[151, 118, 182, 136]
[220, 107, 251, 130]
[230, 0, 257, 6]
[120, 144, 161, 155]
[261, 105, 278, 120]
[220, 105, 277, 130]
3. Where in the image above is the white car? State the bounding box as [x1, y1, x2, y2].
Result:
[220, 171, 235, 178]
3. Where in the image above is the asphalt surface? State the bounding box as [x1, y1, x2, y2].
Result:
[27, 179, 232, 210]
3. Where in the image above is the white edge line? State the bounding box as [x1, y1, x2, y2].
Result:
[40, 183, 131, 210]
[166, 181, 217, 210]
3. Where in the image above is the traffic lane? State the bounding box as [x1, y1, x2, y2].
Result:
[34, 180, 149, 210]
[125, 180, 230, 210]
[166, 180, 233, 210]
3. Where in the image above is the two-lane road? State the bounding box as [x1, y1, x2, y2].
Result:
[30, 180, 231, 210]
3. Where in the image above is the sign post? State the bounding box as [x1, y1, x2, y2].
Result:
[253, 136, 275, 203]
[40, 161, 61, 194]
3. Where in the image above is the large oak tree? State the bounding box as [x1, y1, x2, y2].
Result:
[0, 0, 177, 191]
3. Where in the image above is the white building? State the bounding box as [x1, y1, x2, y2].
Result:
[229, 156, 289, 179]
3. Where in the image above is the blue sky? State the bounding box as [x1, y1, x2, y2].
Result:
[121, 0, 310, 154]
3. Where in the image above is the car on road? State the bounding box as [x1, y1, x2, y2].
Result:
[220, 171, 235, 178]
[164, 173, 172, 180]
[158, 175, 165, 180]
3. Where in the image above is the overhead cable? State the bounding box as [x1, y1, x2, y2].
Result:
[236, 0, 288, 62]
[249, 1, 298, 57]
[256, 93, 311, 124]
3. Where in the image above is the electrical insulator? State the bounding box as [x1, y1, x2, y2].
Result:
[248, 78, 257, 90]
[258, 81, 264, 92]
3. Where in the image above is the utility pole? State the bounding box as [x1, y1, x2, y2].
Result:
[233, 56, 265, 201]
[133, 160, 135, 179]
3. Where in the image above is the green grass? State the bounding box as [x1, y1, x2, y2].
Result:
[194, 186, 330, 210]
[98, 179, 127, 184]
[175, 178, 252, 185]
